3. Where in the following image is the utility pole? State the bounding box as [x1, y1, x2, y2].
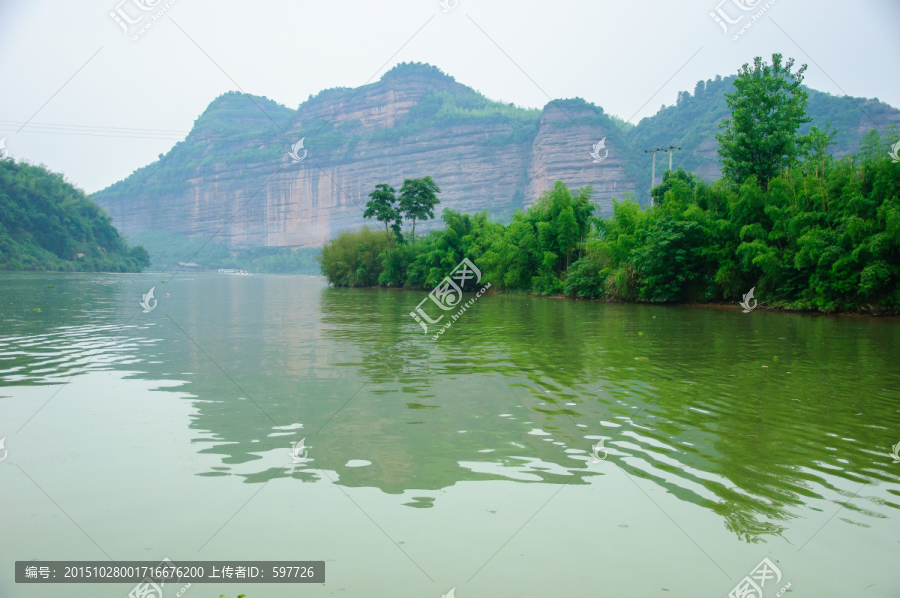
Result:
[668, 145, 681, 171]
[644, 146, 683, 206]
[644, 147, 665, 205]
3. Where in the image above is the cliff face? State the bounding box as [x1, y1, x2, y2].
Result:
[94, 63, 900, 250]
[97, 65, 545, 248]
[524, 102, 636, 211]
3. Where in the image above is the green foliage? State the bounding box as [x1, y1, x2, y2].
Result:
[632, 217, 710, 302]
[372, 88, 541, 146]
[561, 250, 608, 299]
[650, 166, 697, 205]
[381, 61, 455, 83]
[717, 54, 812, 189]
[398, 176, 441, 243]
[321, 137, 900, 313]
[364, 183, 402, 253]
[479, 182, 595, 294]
[567, 135, 900, 312]
[404, 208, 500, 289]
[321, 181, 595, 296]
[317, 227, 391, 287]
[626, 72, 877, 203]
[331, 176, 448, 284]
[0, 160, 149, 272]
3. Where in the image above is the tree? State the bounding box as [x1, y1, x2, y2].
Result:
[717, 54, 811, 190]
[650, 167, 696, 206]
[798, 123, 837, 183]
[557, 206, 578, 269]
[398, 176, 441, 245]
[363, 184, 402, 254]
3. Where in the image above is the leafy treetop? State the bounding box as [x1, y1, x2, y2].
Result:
[717, 53, 812, 190]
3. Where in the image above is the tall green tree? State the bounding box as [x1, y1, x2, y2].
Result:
[398, 176, 441, 245]
[717, 54, 811, 190]
[363, 183, 402, 254]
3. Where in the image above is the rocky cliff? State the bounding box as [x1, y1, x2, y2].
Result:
[93, 63, 900, 250]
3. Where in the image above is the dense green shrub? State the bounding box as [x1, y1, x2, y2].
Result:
[317, 227, 392, 287]
[564, 129, 900, 313]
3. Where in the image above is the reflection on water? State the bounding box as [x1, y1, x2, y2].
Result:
[2, 272, 899, 545]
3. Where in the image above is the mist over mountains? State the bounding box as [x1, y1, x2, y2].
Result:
[93, 62, 900, 250]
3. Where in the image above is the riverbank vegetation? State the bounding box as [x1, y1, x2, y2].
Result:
[0, 158, 319, 274]
[319, 54, 900, 314]
[127, 230, 320, 274]
[0, 160, 150, 272]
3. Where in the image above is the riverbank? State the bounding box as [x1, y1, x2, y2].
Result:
[341, 283, 899, 317]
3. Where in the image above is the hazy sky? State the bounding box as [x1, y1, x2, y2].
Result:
[1, 0, 898, 193]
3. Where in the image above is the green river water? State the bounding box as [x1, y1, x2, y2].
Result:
[1, 272, 898, 597]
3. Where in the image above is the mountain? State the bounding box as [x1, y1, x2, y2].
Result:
[0, 159, 149, 271]
[626, 75, 900, 187]
[93, 62, 900, 250]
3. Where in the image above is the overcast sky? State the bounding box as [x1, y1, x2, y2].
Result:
[1, 0, 898, 193]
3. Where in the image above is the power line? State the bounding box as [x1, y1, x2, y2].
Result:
[2, 122, 188, 141]
[0, 120, 190, 133]
[3, 130, 186, 141]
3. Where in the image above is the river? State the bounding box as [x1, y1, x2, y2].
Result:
[1, 272, 898, 597]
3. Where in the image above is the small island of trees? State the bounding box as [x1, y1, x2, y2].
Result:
[319, 54, 900, 314]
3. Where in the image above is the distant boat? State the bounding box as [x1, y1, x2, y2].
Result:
[217, 269, 249, 274]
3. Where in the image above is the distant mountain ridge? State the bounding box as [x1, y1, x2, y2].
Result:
[93, 62, 900, 250]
